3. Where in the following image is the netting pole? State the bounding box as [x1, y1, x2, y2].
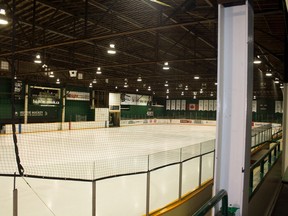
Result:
[92, 181, 96, 216]
[24, 84, 28, 124]
[13, 173, 18, 216]
[11, 0, 24, 176]
[146, 155, 150, 216]
[178, 148, 183, 200]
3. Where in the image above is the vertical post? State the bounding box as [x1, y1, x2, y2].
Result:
[24, 84, 28, 124]
[92, 181, 96, 216]
[13, 173, 18, 216]
[178, 148, 183, 200]
[214, 1, 253, 215]
[92, 90, 95, 109]
[61, 88, 66, 130]
[146, 155, 150, 216]
[199, 154, 203, 187]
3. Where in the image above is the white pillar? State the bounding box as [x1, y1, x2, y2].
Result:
[282, 83, 288, 175]
[24, 84, 28, 124]
[214, 1, 253, 215]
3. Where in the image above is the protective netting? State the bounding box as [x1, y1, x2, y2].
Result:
[0, 100, 216, 181]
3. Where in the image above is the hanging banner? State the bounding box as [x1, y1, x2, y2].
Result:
[67, 91, 90, 101]
[252, 100, 257, 112]
[203, 100, 209, 111]
[199, 100, 204, 111]
[166, 100, 171, 110]
[181, 100, 186, 110]
[176, 100, 181, 110]
[171, 100, 176, 110]
[213, 100, 217, 111]
[208, 100, 214, 111]
[275, 101, 282, 113]
[120, 94, 151, 106]
[188, 104, 198, 110]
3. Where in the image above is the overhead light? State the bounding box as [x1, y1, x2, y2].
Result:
[49, 71, 54, 78]
[92, 79, 97, 84]
[253, 56, 262, 64]
[148, 86, 151, 91]
[200, 89, 203, 94]
[96, 67, 102, 75]
[34, 53, 42, 64]
[115, 86, 118, 89]
[265, 71, 272, 77]
[124, 82, 128, 88]
[107, 43, 116, 54]
[274, 78, 279, 84]
[181, 91, 184, 96]
[163, 62, 170, 70]
[14, 76, 17, 80]
[280, 86, 284, 89]
[166, 89, 169, 94]
[56, 79, 60, 84]
[42, 64, 48, 68]
[166, 95, 169, 99]
[164, 81, 169, 87]
[210, 92, 213, 97]
[253, 95, 256, 100]
[215, 82, 218, 85]
[137, 76, 142, 82]
[136, 89, 138, 92]
[194, 75, 200, 80]
[69, 70, 77, 78]
[0, 9, 8, 25]
[185, 85, 188, 91]
[193, 95, 196, 99]
[89, 83, 93, 88]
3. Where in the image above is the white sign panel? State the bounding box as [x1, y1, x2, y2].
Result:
[166, 100, 171, 110]
[67, 91, 90, 101]
[176, 100, 181, 110]
[213, 100, 217, 111]
[171, 100, 176, 110]
[275, 101, 282, 113]
[203, 100, 209, 111]
[181, 100, 186, 111]
[208, 100, 214, 111]
[199, 100, 204, 111]
[252, 100, 257, 112]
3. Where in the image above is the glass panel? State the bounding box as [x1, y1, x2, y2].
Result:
[96, 174, 146, 216]
[201, 152, 214, 184]
[181, 143, 200, 161]
[150, 165, 179, 212]
[149, 149, 180, 170]
[182, 157, 200, 195]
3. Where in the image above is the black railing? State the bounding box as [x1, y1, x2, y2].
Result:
[192, 189, 228, 216]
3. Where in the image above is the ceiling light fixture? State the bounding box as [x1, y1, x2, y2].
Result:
[96, 67, 102, 75]
[280, 86, 284, 89]
[163, 62, 170, 70]
[115, 86, 118, 89]
[193, 95, 196, 99]
[148, 86, 151, 91]
[107, 43, 116, 54]
[89, 83, 93, 88]
[34, 53, 42, 64]
[253, 95, 256, 100]
[49, 71, 54, 78]
[200, 89, 203, 94]
[194, 75, 200, 80]
[274, 78, 279, 84]
[124, 82, 128, 88]
[253, 56, 262, 64]
[92, 79, 97, 84]
[181, 91, 184, 96]
[164, 81, 169, 87]
[265, 71, 272, 77]
[166, 95, 169, 99]
[0, 9, 8, 25]
[185, 85, 188, 91]
[136, 89, 138, 92]
[137, 75, 142, 82]
[56, 79, 60, 84]
[215, 82, 218, 85]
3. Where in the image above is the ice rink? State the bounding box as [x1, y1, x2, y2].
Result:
[0, 124, 216, 216]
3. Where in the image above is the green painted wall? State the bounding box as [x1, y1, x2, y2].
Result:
[121, 105, 165, 119]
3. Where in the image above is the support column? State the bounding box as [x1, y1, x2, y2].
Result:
[24, 84, 28, 124]
[214, 1, 253, 215]
[282, 84, 288, 175]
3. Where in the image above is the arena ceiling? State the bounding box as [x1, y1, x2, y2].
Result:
[0, 0, 286, 100]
